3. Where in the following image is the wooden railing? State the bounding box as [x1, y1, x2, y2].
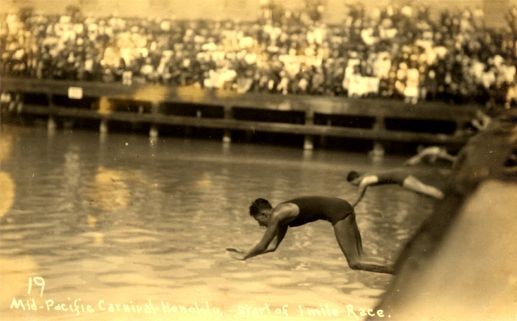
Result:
[0, 77, 480, 150]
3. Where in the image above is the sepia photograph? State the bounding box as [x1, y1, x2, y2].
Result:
[0, 0, 516, 320]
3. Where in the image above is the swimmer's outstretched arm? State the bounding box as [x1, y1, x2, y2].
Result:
[228, 219, 288, 261]
[264, 225, 288, 253]
[351, 187, 368, 207]
[351, 176, 378, 207]
[359, 176, 379, 190]
[405, 147, 456, 166]
[227, 225, 288, 256]
[440, 152, 457, 163]
[405, 147, 440, 165]
[405, 153, 429, 166]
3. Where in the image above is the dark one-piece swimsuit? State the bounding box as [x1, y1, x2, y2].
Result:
[282, 196, 354, 227]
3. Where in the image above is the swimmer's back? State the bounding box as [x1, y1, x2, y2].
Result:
[374, 170, 409, 185]
[282, 196, 353, 226]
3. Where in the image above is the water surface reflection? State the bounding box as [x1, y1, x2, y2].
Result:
[0, 126, 441, 321]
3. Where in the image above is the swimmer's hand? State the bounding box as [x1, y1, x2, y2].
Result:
[226, 247, 245, 254]
[226, 248, 246, 260]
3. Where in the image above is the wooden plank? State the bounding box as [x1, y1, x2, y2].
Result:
[15, 104, 468, 144]
[0, 77, 479, 121]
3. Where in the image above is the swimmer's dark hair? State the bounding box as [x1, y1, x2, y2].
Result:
[346, 171, 360, 182]
[249, 198, 272, 216]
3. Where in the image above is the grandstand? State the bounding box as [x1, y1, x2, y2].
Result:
[1, 0, 515, 151]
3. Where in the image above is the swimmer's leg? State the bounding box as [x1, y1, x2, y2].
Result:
[402, 175, 444, 199]
[404, 147, 437, 166]
[438, 151, 457, 163]
[404, 153, 426, 166]
[333, 214, 394, 274]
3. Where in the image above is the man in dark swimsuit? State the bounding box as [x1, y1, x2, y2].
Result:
[346, 170, 444, 207]
[227, 196, 393, 274]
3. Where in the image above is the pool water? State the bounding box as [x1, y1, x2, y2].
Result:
[0, 125, 442, 321]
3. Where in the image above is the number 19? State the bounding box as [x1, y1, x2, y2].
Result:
[27, 276, 45, 297]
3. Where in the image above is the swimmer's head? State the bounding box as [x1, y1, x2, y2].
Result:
[250, 198, 273, 227]
[346, 171, 361, 185]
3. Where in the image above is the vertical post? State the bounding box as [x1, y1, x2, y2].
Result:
[370, 116, 385, 157]
[149, 102, 159, 139]
[454, 120, 466, 137]
[0, 96, 3, 129]
[303, 109, 314, 151]
[47, 93, 56, 132]
[99, 119, 108, 134]
[319, 118, 332, 147]
[0, 94, 4, 128]
[223, 105, 232, 144]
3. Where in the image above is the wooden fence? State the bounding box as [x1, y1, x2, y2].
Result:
[0, 77, 480, 151]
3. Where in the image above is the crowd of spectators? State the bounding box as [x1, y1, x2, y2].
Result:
[1, 2, 516, 108]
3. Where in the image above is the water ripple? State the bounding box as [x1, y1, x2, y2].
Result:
[0, 127, 437, 321]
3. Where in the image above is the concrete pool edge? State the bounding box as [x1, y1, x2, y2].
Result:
[370, 115, 517, 321]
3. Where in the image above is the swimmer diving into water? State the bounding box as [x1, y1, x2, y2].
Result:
[227, 196, 394, 274]
[346, 170, 444, 207]
[404, 146, 457, 166]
